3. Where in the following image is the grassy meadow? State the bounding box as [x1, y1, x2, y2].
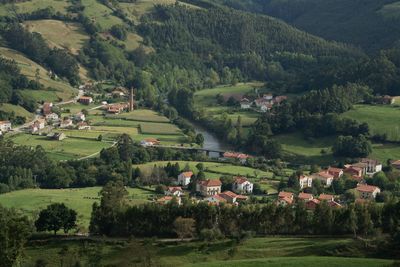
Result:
[0, 0, 69, 17]
[0, 47, 77, 102]
[0, 103, 34, 121]
[23, 20, 89, 55]
[10, 134, 111, 161]
[0, 187, 153, 229]
[20, 237, 394, 267]
[81, 0, 123, 29]
[342, 104, 400, 142]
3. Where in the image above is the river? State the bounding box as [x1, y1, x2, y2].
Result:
[191, 123, 232, 155]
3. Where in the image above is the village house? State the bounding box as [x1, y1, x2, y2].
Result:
[140, 138, 160, 147]
[260, 103, 273, 112]
[157, 196, 181, 205]
[42, 102, 53, 115]
[165, 186, 184, 197]
[177, 171, 193, 186]
[344, 165, 364, 180]
[232, 176, 253, 194]
[77, 121, 91, 130]
[327, 167, 343, 179]
[318, 194, 335, 202]
[312, 171, 334, 187]
[277, 191, 294, 206]
[298, 175, 313, 189]
[196, 179, 222, 197]
[223, 152, 251, 164]
[60, 119, 73, 128]
[360, 158, 382, 176]
[379, 95, 395, 105]
[47, 132, 66, 141]
[30, 118, 46, 133]
[106, 103, 129, 114]
[298, 192, 313, 201]
[45, 113, 59, 122]
[0, 121, 12, 132]
[306, 199, 320, 210]
[356, 184, 381, 199]
[73, 112, 86, 122]
[240, 98, 252, 109]
[78, 96, 93, 105]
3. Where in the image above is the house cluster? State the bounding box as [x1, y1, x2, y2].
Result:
[298, 158, 382, 189]
[277, 191, 341, 209]
[104, 103, 129, 114]
[240, 93, 287, 112]
[157, 173, 254, 206]
[223, 152, 252, 164]
[59, 111, 91, 131]
[0, 120, 12, 136]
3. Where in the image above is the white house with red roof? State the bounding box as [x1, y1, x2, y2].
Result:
[205, 194, 227, 205]
[73, 112, 86, 122]
[360, 158, 382, 176]
[196, 179, 222, 197]
[318, 194, 335, 202]
[232, 176, 253, 194]
[312, 171, 334, 187]
[165, 186, 184, 197]
[240, 98, 251, 109]
[298, 175, 313, 189]
[356, 184, 381, 199]
[178, 171, 193, 186]
[277, 191, 294, 206]
[327, 167, 343, 179]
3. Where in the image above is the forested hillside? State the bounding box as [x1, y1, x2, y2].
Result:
[210, 0, 400, 52]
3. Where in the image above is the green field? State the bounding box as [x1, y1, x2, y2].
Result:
[134, 160, 275, 182]
[0, 0, 70, 16]
[23, 20, 89, 55]
[0, 103, 33, 120]
[0, 47, 77, 102]
[10, 134, 111, 160]
[108, 109, 170, 122]
[342, 104, 400, 142]
[0, 187, 152, 229]
[20, 236, 394, 267]
[81, 0, 123, 29]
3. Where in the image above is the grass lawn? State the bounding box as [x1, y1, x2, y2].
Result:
[134, 161, 274, 180]
[0, 187, 152, 230]
[195, 82, 264, 107]
[108, 109, 170, 123]
[0, 47, 77, 101]
[342, 104, 400, 142]
[23, 20, 89, 55]
[0, 0, 70, 16]
[0, 103, 33, 121]
[10, 134, 111, 160]
[139, 122, 182, 135]
[81, 0, 123, 29]
[20, 236, 394, 266]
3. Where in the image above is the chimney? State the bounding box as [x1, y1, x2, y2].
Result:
[129, 88, 134, 111]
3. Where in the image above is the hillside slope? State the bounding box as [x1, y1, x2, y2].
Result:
[210, 0, 400, 52]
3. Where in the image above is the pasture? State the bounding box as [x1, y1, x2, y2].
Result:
[108, 109, 170, 122]
[342, 104, 400, 142]
[81, 0, 123, 29]
[0, 187, 152, 229]
[23, 20, 89, 55]
[0, 47, 77, 101]
[20, 236, 393, 266]
[0, 103, 33, 121]
[10, 134, 111, 161]
[0, 0, 69, 17]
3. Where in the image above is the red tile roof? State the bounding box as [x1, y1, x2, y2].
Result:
[234, 176, 249, 184]
[167, 186, 183, 193]
[181, 172, 193, 177]
[356, 184, 380, 193]
[220, 191, 238, 198]
[317, 171, 334, 179]
[318, 194, 334, 201]
[278, 191, 293, 199]
[199, 179, 222, 187]
[298, 192, 313, 200]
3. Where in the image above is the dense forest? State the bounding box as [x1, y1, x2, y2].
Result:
[207, 0, 400, 52]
